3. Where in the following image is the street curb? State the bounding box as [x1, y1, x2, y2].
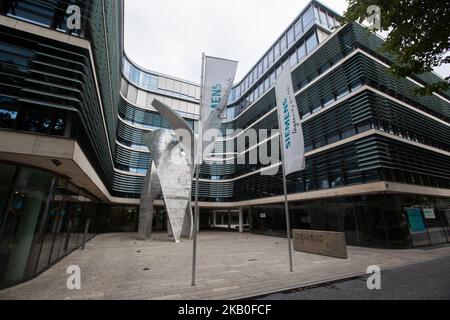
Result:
[230, 255, 450, 300]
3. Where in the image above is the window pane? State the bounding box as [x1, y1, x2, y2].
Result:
[290, 52, 297, 67]
[287, 28, 294, 45]
[306, 32, 318, 53]
[297, 43, 306, 60]
[294, 19, 303, 38]
[303, 6, 314, 30]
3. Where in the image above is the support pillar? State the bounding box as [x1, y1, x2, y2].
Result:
[228, 210, 231, 230]
[239, 207, 244, 233]
[213, 211, 217, 228]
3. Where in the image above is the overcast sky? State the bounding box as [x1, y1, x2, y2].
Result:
[124, 0, 448, 84]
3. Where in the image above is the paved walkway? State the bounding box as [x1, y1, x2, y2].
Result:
[257, 256, 450, 300]
[1, 232, 449, 300]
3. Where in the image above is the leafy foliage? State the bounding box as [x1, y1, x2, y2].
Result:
[343, 0, 450, 95]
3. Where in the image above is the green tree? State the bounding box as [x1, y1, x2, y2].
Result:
[343, 0, 450, 95]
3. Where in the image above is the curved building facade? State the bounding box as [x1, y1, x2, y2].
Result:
[0, 0, 450, 288]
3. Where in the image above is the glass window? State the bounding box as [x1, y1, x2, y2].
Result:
[226, 107, 235, 120]
[328, 13, 336, 29]
[252, 68, 257, 83]
[306, 32, 318, 53]
[138, 72, 150, 89]
[294, 19, 303, 38]
[276, 65, 282, 78]
[336, 86, 350, 100]
[303, 6, 314, 30]
[130, 66, 140, 84]
[313, 5, 320, 20]
[319, 9, 327, 26]
[259, 83, 264, 96]
[270, 71, 276, 84]
[149, 76, 158, 90]
[274, 41, 281, 59]
[235, 85, 241, 98]
[123, 59, 132, 78]
[290, 52, 297, 67]
[0, 166, 55, 282]
[297, 43, 306, 60]
[280, 35, 287, 53]
[287, 27, 294, 45]
[0, 107, 18, 129]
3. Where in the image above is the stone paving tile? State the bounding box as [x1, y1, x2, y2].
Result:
[0, 232, 449, 300]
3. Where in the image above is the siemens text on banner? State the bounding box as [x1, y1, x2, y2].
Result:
[275, 67, 306, 176]
[197, 56, 238, 164]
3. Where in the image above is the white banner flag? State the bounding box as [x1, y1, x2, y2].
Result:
[275, 67, 305, 176]
[197, 55, 238, 164]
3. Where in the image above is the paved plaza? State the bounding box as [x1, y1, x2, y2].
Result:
[1, 232, 450, 300]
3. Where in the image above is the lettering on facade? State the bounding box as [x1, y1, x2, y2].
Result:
[296, 233, 324, 243]
[292, 229, 348, 259]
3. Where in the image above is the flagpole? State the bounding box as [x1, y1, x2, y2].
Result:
[280, 134, 294, 272]
[192, 52, 205, 286]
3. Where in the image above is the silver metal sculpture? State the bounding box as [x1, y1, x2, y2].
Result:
[138, 99, 195, 243]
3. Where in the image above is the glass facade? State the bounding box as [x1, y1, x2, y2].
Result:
[247, 195, 450, 249]
[1, 0, 450, 292]
[0, 162, 98, 288]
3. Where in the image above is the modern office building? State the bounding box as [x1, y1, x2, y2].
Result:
[0, 0, 449, 288]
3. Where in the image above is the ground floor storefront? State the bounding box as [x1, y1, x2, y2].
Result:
[245, 195, 450, 248]
[0, 162, 98, 289]
[1, 162, 450, 289]
[105, 194, 450, 250]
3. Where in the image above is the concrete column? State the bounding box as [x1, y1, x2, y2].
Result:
[239, 207, 244, 233]
[213, 211, 217, 227]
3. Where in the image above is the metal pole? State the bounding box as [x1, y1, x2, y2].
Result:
[280, 133, 294, 272]
[192, 53, 205, 286]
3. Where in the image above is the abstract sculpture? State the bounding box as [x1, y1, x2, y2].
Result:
[138, 99, 195, 243]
